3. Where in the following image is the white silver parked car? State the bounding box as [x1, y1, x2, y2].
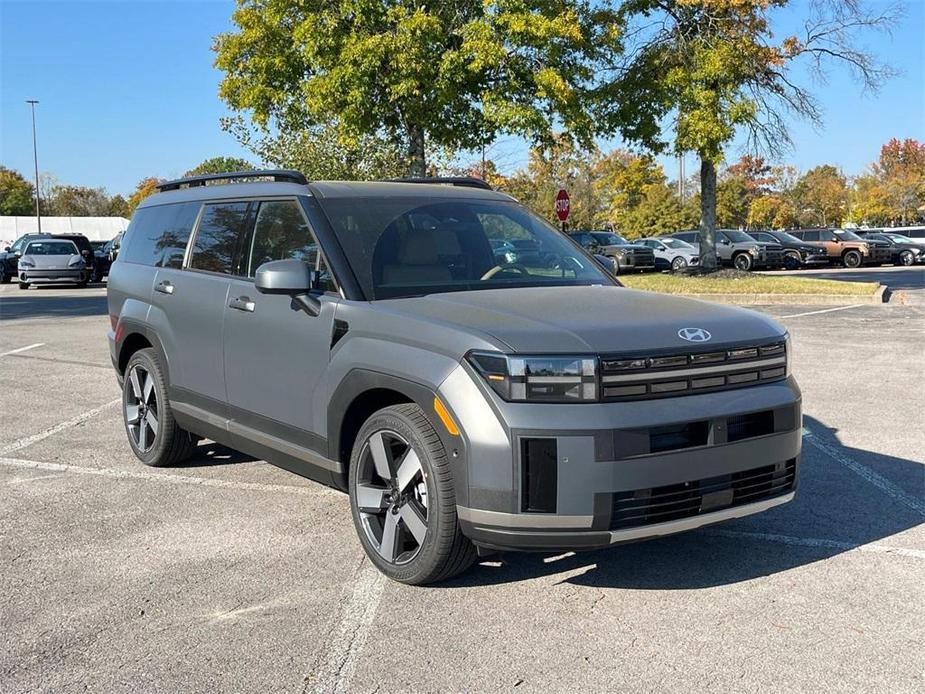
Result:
[638, 237, 700, 272]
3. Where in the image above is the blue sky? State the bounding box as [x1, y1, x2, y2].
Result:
[1, 0, 922, 196]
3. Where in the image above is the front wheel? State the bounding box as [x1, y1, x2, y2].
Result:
[899, 250, 915, 266]
[670, 256, 687, 272]
[783, 251, 802, 270]
[733, 253, 753, 271]
[349, 403, 475, 585]
[122, 348, 198, 467]
[18, 281, 29, 290]
[842, 250, 862, 268]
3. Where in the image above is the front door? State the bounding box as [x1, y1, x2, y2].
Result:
[223, 198, 339, 458]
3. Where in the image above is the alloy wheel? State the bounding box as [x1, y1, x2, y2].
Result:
[125, 364, 159, 452]
[900, 250, 914, 266]
[354, 429, 429, 565]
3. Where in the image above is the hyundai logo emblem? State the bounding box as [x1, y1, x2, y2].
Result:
[678, 327, 712, 343]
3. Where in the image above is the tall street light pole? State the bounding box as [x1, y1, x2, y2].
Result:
[26, 99, 42, 233]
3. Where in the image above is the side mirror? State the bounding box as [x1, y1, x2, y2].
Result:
[254, 259, 322, 316]
[720, 238, 730, 245]
[3, 246, 9, 252]
[81, 249, 91, 258]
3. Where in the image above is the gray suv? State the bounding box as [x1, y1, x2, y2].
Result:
[108, 170, 802, 585]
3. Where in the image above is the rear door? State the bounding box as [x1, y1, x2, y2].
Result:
[149, 200, 252, 412]
[223, 198, 340, 458]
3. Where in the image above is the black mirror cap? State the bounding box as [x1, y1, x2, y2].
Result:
[254, 258, 318, 295]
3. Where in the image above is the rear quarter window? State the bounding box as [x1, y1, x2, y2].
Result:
[120, 202, 201, 268]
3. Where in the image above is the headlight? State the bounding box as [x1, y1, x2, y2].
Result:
[19, 259, 35, 268]
[68, 257, 85, 268]
[467, 352, 598, 402]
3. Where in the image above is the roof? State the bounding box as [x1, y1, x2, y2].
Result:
[0, 216, 129, 243]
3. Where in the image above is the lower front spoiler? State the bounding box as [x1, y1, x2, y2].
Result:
[458, 491, 794, 552]
[21, 270, 87, 284]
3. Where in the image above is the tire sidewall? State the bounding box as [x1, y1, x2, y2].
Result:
[122, 348, 174, 466]
[734, 253, 752, 271]
[900, 250, 914, 266]
[348, 406, 449, 584]
[783, 251, 801, 270]
[843, 250, 861, 268]
[671, 256, 686, 272]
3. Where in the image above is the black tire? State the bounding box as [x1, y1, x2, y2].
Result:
[899, 250, 915, 266]
[783, 251, 802, 270]
[842, 250, 862, 268]
[349, 403, 476, 585]
[733, 252, 753, 271]
[18, 281, 29, 290]
[0, 269, 10, 284]
[76, 281, 88, 289]
[670, 256, 687, 272]
[611, 257, 621, 275]
[122, 348, 198, 467]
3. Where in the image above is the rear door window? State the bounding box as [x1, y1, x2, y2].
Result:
[189, 202, 252, 275]
[800, 231, 819, 242]
[121, 202, 201, 267]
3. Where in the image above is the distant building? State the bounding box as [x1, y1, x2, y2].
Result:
[0, 216, 129, 247]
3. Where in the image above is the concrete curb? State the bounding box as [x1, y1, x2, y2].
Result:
[678, 284, 887, 306]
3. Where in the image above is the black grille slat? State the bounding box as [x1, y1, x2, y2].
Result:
[609, 460, 797, 531]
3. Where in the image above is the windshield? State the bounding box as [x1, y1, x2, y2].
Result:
[833, 229, 863, 241]
[24, 241, 78, 255]
[661, 238, 692, 249]
[773, 232, 803, 244]
[885, 233, 912, 243]
[722, 230, 757, 243]
[590, 232, 630, 245]
[322, 198, 612, 299]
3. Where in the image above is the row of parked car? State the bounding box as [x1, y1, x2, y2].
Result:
[0, 231, 123, 288]
[567, 227, 925, 274]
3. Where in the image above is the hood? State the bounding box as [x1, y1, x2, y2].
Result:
[377, 285, 784, 353]
[19, 254, 83, 269]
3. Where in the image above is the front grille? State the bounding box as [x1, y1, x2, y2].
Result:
[610, 459, 796, 530]
[601, 340, 787, 401]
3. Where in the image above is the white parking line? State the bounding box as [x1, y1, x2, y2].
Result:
[779, 304, 864, 318]
[803, 431, 925, 517]
[0, 342, 44, 357]
[0, 456, 338, 497]
[0, 398, 121, 455]
[704, 529, 925, 560]
[305, 561, 386, 694]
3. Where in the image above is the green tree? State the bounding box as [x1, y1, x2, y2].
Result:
[108, 194, 131, 218]
[214, 1, 625, 177]
[184, 156, 255, 177]
[0, 166, 36, 216]
[716, 175, 750, 229]
[47, 185, 111, 216]
[611, 0, 896, 270]
[791, 165, 848, 227]
[617, 182, 698, 238]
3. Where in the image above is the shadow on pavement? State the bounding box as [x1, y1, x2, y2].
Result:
[178, 441, 258, 467]
[447, 414, 924, 589]
[0, 293, 108, 320]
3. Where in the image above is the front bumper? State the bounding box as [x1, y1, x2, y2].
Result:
[19, 268, 88, 283]
[438, 366, 801, 552]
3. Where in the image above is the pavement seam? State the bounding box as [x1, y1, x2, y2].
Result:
[0, 398, 121, 455]
[803, 431, 925, 517]
[0, 342, 44, 357]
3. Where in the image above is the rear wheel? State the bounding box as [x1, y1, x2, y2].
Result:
[670, 256, 687, 272]
[18, 281, 29, 290]
[733, 252, 753, 271]
[122, 348, 198, 467]
[783, 251, 802, 270]
[899, 250, 915, 266]
[842, 249, 862, 268]
[349, 403, 475, 585]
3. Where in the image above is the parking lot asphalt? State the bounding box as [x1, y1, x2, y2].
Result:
[1, 280, 922, 693]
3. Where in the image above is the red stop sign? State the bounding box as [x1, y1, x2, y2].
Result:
[555, 188, 570, 222]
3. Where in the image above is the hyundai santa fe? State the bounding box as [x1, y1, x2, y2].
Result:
[107, 170, 802, 585]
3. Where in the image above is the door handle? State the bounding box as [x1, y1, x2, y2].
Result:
[228, 295, 256, 313]
[155, 280, 174, 295]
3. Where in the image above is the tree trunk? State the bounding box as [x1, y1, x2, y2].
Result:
[408, 125, 426, 178]
[699, 157, 718, 272]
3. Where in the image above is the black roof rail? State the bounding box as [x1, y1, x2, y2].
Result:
[156, 169, 308, 192]
[383, 176, 492, 191]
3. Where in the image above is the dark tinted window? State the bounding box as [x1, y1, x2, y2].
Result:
[25, 240, 78, 255]
[246, 200, 336, 290]
[799, 231, 819, 241]
[190, 202, 251, 275]
[675, 232, 698, 243]
[121, 202, 201, 267]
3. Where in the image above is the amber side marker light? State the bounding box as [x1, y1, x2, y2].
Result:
[433, 397, 460, 436]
